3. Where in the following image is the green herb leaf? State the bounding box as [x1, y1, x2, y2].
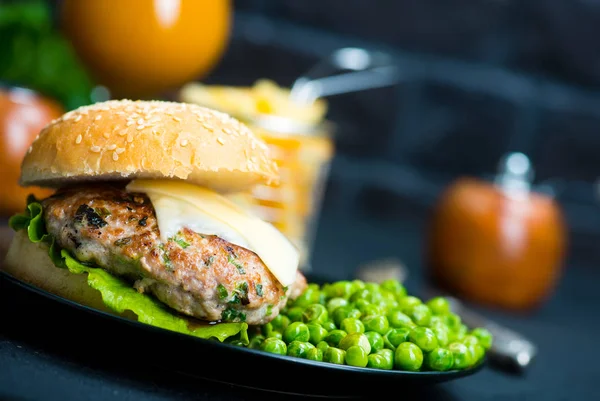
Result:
[256, 283, 263, 297]
[221, 308, 247, 323]
[217, 284, 228, 300]
[171, 235, 190, 249]
[266, 304, 274, 316]
[228, 254, 245, 274]
[158, 244, 173, 271]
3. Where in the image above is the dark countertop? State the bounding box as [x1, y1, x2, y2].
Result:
[1, 175, 599, 401]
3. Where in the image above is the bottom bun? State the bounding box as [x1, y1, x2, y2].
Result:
[2, 231, 119, 316]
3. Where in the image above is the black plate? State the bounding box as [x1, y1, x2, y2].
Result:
[0, 270, 485, 397]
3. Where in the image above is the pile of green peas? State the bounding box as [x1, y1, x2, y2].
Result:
[242, 279, 492, 371]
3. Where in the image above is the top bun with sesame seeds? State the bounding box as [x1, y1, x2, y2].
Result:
[19, 99, 279, 192]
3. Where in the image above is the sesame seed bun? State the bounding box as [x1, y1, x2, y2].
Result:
[19, 99, 279, 192]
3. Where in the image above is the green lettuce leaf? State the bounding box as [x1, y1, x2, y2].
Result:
[9, 200, 248, 344]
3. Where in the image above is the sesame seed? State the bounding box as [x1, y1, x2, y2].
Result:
[126, 121, 134, 126]
[181, 139, 188, 147]
[95, 115, 102, 121]
[75, 134, 82, 144]
[203, 123, 214, 131]
[173, 116, 182, 122]
[217, 137, 225, 145]
[137, 118, 144, 125]
[113, 152, 119, 161]
[127, 133, 134, 142]
[222, 128, 233, 135]
[74, 115, 82, 122]
[118, 129, 128, 136]
[107, 144, 117, 150]
[116, 148, 125, 154]
[137, 125, 146, 130]
[90, 146, 101, 153]
[103, 132, 110, 138]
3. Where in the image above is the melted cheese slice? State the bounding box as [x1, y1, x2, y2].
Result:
[125, 179, 300, 287]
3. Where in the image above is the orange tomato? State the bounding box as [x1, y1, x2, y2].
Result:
[425, 178, 567, 311]
[60, 0, 231, 98]
[0, 88, 62, 216]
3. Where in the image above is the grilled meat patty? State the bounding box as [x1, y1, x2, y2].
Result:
[42, 185, 306, 325]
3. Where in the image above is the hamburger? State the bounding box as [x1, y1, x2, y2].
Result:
[2, 99, 306, 342]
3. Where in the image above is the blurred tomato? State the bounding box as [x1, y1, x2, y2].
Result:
[60, 0, 231, 99]
[426, 177, 567, 311]
[0, 87, 63, 216]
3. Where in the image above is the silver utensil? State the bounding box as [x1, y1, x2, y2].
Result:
[289, 47, 401, 105]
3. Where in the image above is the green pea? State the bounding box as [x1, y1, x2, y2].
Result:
[367, 354, 388, 370]
[449, 342, 472, 369]
[428, 315, 446, 329]
[364, 331, 384, 352]
[351, 280, 366, 294]
[339, 332, 372, 354]
[341, 317, 365, 334]
[322, 320, 337, 332]
[353, 298, 371, 311]
[364, 282, 380, 292]
[405, 304, 432, 326]
[307, 323, 328, 345]
[287, 341, 314, 358]
[307, 347, 324, 361]
[332, 306, 361, 327]
[302, 304, 329, 325]
[444, 313, 462, 330]
[455, 324, 468, 341]
[358, 303, 384, 318]
[471, 328, 493, 350]
[432, 326, 449, 347]
[324, 347, 346, 364]
[383, 328, 410, 350]
[409, 327, 439, 352]
[376, 348, 394, 367]
[248, 334, 265, 349]
[316, 340, 329, 354]
[260, 338, 287, 355]
[394, 342, 423, 371]
[380, 290, 397, 301]
[294, 285, 321, 307]
[426, 297, 451, 315]
[362, 315, 390, 335]
[398, 296, 422, 311]
[326, 297, 348, 314]
[318, 292, 327, 305]
[462, 335, 479, 347]
[471, 343, 485, 363]
[287, 307, 305, 322]
[270, 314, 290, 332]
[345, 345, 368, 367]
[388, 310, 416, 329]
[324, 281, 353, 299]
[283, 322, 310, 343]
[380, 279, 407, 299]
[426, 348, 454, 371]
[261, 323, 276, 337]
[349, 288, 371, 304]
[378, 298, 398, 314]
[268, 331, 283, 340]
[325, 330, 348, 347]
